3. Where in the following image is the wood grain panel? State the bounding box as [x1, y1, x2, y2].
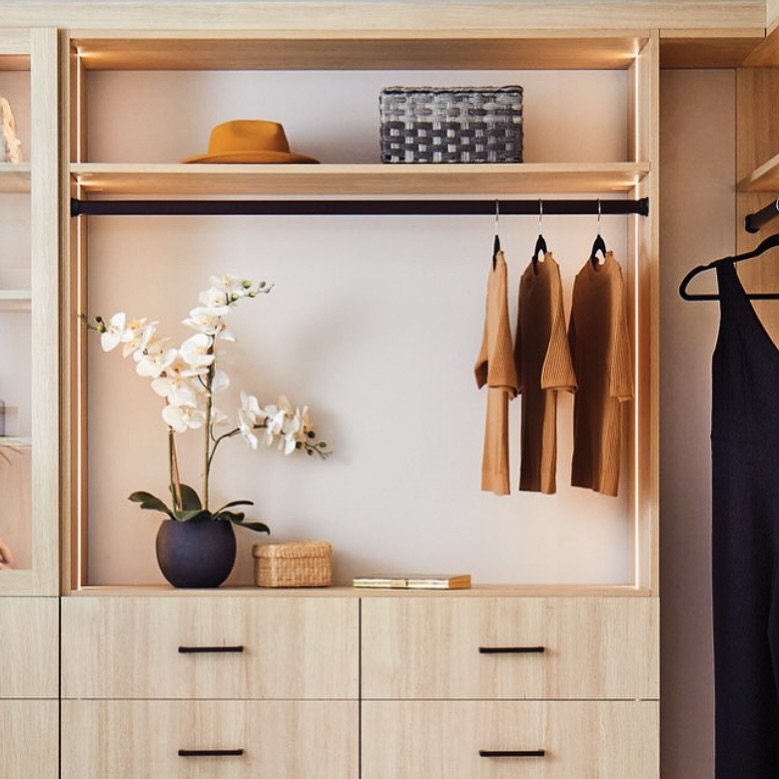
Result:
[362, 700, 659, 779]
[61, 596, 359, 699]
[0, 700, 58, 778]
[660, 29, 763, 68]
[0, 2, 766, 32]
[0, 598, 58, 698]
[736, 68, 779, 346]
[70, 162, 650, 196]
[361, 597, 659, 700]
[62, 699, 358, 779]
[71, 32, 647, 70]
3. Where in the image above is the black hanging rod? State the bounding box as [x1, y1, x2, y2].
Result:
[745, 196, 779, 233]
[70, 197, 649, 218]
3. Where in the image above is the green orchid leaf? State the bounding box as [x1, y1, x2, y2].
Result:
[216, 510, 245, 523]
[128, 491, 174, 519]
[172, 508, 212, 522]
[215, 499, 255, 513]
[169, 483, 202, 511]
[235, 520, 271, 534]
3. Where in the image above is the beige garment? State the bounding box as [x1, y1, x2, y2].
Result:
[474, 250, 519, 495]
[568, 251, 633, 496]
[515, 253, 577, 494]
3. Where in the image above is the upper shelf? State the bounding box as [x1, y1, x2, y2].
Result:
[0, 163, 31, 193]
[71, 30, 649, 70]
[738, 152, 779, 192]
[0, 290, 32, 312]
[71, 162, 650, 196]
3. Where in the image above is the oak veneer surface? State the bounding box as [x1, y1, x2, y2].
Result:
[362, 700, 659, 779]
[0, 700, 58, 779]
[61, 596, 359, 699]
[361, 597, 659, 700]
[62, 699, 358, 779]
[0, 597, 58, 698]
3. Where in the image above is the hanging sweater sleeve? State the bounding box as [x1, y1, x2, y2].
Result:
[541, 260, 577, 392]
[609, 262, 634, 401]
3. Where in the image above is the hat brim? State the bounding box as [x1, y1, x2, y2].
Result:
[181, 150, 319, 164]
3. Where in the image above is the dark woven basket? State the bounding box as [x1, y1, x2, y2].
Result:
[379, 86, 523, 164]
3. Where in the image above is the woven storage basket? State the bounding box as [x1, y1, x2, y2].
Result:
[252, 541, 332, 587]
[379, 85, 523, 164]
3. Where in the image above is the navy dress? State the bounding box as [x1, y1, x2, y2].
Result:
[713, 261, 779, 777]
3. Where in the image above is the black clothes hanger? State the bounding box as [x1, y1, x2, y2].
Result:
[590, 199, 608, 268]
[493, 200, 501, 270]
[679, 231, 779, 301]
[532, 200, 547, 273]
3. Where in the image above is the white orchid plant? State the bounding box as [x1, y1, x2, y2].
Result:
[84, 274, 329, 535]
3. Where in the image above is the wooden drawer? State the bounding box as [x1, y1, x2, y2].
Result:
[0, 597, 58, 698]
[362, 597, 658, 699]
[362, 700, 659, 778]
[62, 596, 358, 699]
[62, 699, 358, 778]
[0, 700, 59, 778]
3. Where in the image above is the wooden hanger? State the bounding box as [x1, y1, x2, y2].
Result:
[532, 199, 547, 273]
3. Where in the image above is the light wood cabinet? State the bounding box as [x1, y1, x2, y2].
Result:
[0, 700, 59, 778]
[361, 596, 659, 700]
[0, 597, 58, 698]
[62, 699, 358, 778]
[362, 700, 659, 778]
[61, 595, 359, 699]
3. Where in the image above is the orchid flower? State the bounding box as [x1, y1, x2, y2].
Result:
[162, 403, 206, 434]
[180, 333, 215, 369]
[100, 312, 126, 352]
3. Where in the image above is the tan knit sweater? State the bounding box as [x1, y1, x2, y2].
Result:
[515, 253, 577, 494]
[474, 250, 519, 495]
[568, 251, 633, 497]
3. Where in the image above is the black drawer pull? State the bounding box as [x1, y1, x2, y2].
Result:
[178, 748, 245, 758]
[178, 645, 244, 654]
[478, 646, 545, 654]
[479, 749, 546, 758]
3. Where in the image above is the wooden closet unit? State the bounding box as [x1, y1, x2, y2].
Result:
[16, 1, 779, 775]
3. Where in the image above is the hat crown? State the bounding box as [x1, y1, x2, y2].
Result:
[207, 120, 292, 156]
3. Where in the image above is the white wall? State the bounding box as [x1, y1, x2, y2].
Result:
[660, 69, 735, 779]
[85, 68, 637, 586]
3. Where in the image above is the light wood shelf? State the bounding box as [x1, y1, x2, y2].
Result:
[71, 30, 650, 70]
[738, 151, 779, 191]
[0, 163, 31, 193]
[0, 289, 32, 311]
[69, 583, 653, 598]
[71, 162, 650, 197]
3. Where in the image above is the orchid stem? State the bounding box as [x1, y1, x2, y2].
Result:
[168, 428, 183, 511]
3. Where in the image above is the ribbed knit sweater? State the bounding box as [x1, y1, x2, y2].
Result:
[515, 253, 577, 494]
[568, 251, 633, 497]
[474, 250, 519, 495]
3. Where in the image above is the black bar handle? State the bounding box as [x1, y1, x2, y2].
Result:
[479, 749, 546, 758]
[745, 196, 779, 234]
[178, 748, 244, 758]
[178, 645, 244, 654]
[479, 646, 545, 654]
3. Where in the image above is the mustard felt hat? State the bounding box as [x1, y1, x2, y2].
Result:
[182, 120, 319, 164]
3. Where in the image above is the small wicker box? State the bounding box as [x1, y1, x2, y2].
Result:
[379, 85, 523, 164]
[252, 541, 332, 588]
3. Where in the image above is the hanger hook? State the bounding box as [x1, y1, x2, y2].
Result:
[597, 199, 602, 235]
[538, 199, 543, 234]
[495, 199, 500, 231]
[775, 195, 779, 214]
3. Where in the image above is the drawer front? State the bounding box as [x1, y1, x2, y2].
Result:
[62, 596, 358, 699]
[0, 700, 59, 778]
[62, 699, 358, 779]
[362, 700, 659, 779]
[0, 597, 58, 698]
[362, 597, 658, 699]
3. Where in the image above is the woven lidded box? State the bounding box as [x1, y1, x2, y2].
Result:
[379, 86, 523, 164]
[252, 540, 332, 588]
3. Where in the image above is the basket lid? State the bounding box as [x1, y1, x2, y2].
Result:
[252, 540, 331, 559]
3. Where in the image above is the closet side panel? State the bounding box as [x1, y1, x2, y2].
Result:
[659, 68, 735, 779]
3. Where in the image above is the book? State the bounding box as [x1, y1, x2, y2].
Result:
[352, 573, 471, 590]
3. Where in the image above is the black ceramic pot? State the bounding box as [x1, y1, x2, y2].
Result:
[155, 517, 236, 588]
